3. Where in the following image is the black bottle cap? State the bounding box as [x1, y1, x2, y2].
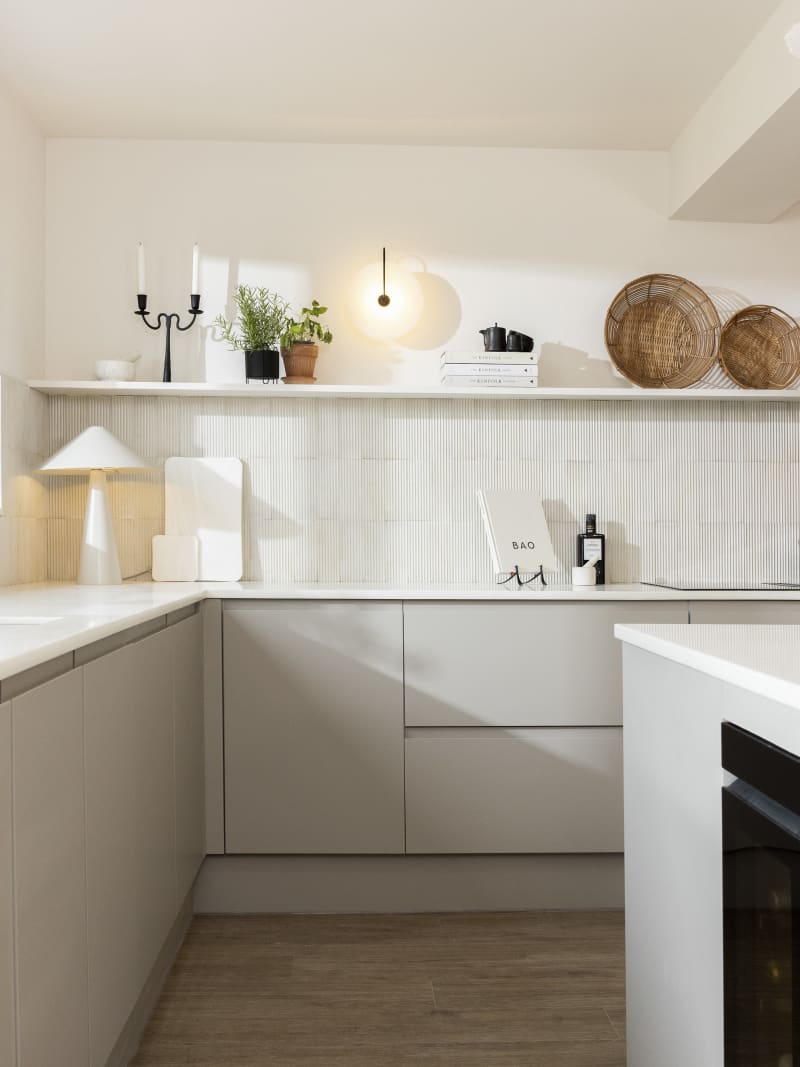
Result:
[585, 513, 596, 533]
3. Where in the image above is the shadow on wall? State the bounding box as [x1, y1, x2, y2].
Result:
[694, 287, 751, 390]
[400, 272, 462, 351]
[541, 504, 641, 584]
[607, 522, 641, 584]
[538, 342, 632, 389]
[336, 268, 463, 384]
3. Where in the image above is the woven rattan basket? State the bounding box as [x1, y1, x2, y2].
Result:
[604, 274, 721, 388]
[718, 305, 800, 390]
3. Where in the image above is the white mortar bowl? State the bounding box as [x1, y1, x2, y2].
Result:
[95, 360, 136, 382]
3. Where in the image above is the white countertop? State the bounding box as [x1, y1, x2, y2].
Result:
[616, 622, 800, 711]
[1, 579, 800, 683]
[0, 583, 207, 681]
[202, 581, 797, 602]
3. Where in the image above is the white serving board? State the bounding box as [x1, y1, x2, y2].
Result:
[164, 458, 243, 581]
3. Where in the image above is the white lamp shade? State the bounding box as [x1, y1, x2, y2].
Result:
[349, 258, 424, 341]
[787, 22, 800, 57]
[37, 426, 150, 475]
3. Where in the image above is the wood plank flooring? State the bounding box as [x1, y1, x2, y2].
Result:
[131, 911, 626, 1066]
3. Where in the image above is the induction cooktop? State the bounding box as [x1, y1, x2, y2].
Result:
[642, 580, 800, 591]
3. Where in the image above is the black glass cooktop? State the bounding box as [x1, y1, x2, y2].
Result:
[643, 580, 800, 591]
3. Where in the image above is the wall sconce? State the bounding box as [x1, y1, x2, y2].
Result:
[349, 247, 423, 341]
[378, 247, 391, 307]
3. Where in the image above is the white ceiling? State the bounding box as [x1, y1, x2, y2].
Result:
[0, 0, 783, 149]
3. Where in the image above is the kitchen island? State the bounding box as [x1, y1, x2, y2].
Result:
[616, 622, 800, 1067]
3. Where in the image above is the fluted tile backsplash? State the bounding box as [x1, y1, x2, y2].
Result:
[0, 377, 49, 585]
[43, 393, 800, 587]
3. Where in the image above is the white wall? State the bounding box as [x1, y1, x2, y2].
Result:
[0, 84, 48, 583]
[45, 139, 800, 386]
[0, 80, 45, 380]
[670, 0, 800, 220]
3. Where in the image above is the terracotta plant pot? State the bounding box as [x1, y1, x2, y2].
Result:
[282, 342, 319, 384]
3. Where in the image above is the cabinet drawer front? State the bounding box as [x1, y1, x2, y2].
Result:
[405, 727, 623, 854]
[689, 601, 800, 625]
[404, 602, 688, 727]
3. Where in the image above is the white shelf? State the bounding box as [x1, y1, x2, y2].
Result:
[26, 380, 800, 401]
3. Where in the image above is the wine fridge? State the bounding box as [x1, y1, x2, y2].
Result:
[723, 722, 800, 1067]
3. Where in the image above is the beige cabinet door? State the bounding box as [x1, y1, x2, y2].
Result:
[405, 726, 623, 854]
[224, 603, 405, 854]
[404, 601, 690, 727]
[0, 703, 14, 1067]
[134, 631, 179, 976]
[690, 601, 800, 624]
[173, 614, 205, 903]
[84, 629, 177, 1067]
[12, 669, 89, 1067]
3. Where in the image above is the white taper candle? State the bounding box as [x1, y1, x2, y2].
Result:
[191, 243, 199, 294]
[137, 242, 146, 294]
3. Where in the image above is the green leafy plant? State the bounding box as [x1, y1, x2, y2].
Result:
[214, 285, 290, 352]
[281, 300, 333, 349]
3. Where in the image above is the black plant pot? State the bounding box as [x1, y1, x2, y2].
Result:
[245, 349, 280, 383]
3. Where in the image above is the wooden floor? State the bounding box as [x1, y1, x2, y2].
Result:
[131, 912, 626, 1066]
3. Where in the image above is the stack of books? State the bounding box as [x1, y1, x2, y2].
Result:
[440, 350, 538, 388]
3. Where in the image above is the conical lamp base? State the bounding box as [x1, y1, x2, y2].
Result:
[78, 470, 122, 585]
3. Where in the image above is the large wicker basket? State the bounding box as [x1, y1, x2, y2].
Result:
[604, 274, 721, 388]
[718, 305, 800, 390]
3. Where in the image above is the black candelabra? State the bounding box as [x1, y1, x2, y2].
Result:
[135, 293, 203, 383]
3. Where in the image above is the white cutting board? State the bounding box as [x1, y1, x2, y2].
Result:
[164, 458, 243, 581]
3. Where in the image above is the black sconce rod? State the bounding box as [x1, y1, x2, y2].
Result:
[378, 246, 390, 307]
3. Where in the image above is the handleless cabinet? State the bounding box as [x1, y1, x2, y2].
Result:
[224, 602, 405, 854]
[173, 613, 205, 902]
[405, 726, 623, 853]
[84, 627, 176, 1067]
[12, 669, 89, 1067]
[0, 703, 13, 1067]
[403, 601, 690, 727]
[689, 601, 800, 624]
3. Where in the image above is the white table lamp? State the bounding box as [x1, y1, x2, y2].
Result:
[38, 426, 152, 585]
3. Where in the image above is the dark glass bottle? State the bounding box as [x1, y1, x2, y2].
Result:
[577, 513, 605, 585]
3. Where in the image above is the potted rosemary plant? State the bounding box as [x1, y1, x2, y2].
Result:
[214, 285, 290, 382]
[281, 300, 333, 384]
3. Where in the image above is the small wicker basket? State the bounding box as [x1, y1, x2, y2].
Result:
[604, 274, 721, 388]
[718, 306, 800, 390]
